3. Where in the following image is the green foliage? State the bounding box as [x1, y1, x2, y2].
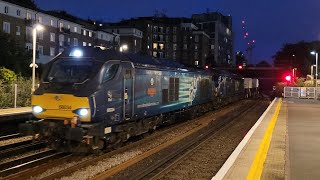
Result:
[0, 76, 32, 108]
[0, 31, 32, 77]
[0, 67, 17, 82]
[273, 41, 320, 77]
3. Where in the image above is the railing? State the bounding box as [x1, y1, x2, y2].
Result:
[283, 87, 319, 99]
[0, 82, 35, 108]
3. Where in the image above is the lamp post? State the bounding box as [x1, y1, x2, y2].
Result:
[31, 24, 44, 93]
[311, 51, 318, 99]
[311, 65, 316, 79]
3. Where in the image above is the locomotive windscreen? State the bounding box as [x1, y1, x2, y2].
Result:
[46, 58, 102, 84]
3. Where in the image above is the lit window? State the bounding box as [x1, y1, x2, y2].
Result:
[88, 43, 92, 46]
[74, 26, 78, 33]
[50, 20, 54, 26]
[134, 39, 137, 46]
[89, 31, 92, 37]
[159, 43, 164, 50]
[83, 42, 87, 46]
[153, 43, 157, 49]
[83, 30, 87, 36]
[67, 25, 70, 29]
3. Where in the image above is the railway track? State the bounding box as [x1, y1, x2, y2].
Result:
[90, 100, 261, 179]
[139, 101, 267, 180]
[0, 134, 20, 141]
[0, 149, 67, 178]
[2, 100, 266, 180]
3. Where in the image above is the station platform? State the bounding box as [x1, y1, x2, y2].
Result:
[0, 107, 32, 122]
[213, 97, 320, 180]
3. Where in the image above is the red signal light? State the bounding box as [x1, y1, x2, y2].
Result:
[205, 65, 209, 69]
[285, 75, 291, 82]
[238, 65, 243, 69]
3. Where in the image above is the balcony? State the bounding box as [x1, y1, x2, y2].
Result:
[60, 27, 71, 34]
[25, 18, 34, 27]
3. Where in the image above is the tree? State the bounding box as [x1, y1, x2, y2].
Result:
[256, 60, 271, 67]
[0, 31, 32, 77]
[0, 67, 17, 82]
[273, 41, 320, 77]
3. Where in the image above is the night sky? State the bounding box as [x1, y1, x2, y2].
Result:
[35, 0, 320, 65]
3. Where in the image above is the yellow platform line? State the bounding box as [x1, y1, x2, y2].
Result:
[247, 99, 282, 180]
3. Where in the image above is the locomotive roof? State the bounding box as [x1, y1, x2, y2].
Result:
[58, 47, 207, 73]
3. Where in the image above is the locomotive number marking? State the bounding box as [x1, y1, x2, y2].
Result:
[59, 105, 72, 110]
[147, 88, 157, 96]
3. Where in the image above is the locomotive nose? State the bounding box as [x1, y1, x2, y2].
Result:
[32, 93, 92, 122]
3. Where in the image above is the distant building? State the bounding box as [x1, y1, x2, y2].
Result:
[0, 0, 233, 67]
[0, 0, 118, 64]
[103, 26, 143, 53]
[107, 13, 233, 67]
[192, 12, 234, 67]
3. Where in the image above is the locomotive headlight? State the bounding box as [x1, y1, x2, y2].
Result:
[78, 108, 89, 116]
[69, 49, 83, 57]
[33, 106, 44, 114]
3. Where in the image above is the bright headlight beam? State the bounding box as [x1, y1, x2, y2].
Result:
[33, 106, 43, 114]
[78, 109, 88, 116]
[70, 49, 83, 57]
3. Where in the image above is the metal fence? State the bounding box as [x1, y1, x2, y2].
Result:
[283, 87, 318, 99]
[0, 83, 33, 108]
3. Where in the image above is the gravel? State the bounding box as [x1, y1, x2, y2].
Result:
[1, 148, 50, 164]
[0, 136, 32, 146]
[56, 101, 247, 179]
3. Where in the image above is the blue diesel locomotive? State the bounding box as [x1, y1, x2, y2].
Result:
[20, 47, 246, 152]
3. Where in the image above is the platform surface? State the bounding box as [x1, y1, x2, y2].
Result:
[0, 107, 31, 117]
[286, 98, 320, 180]
[214, 98, 320, 180]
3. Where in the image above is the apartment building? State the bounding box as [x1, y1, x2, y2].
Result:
[104, 26, 142, 53]
[0, 0, 119, 64]
[192, 12, 234, 67]
[108, 14, 232, 67]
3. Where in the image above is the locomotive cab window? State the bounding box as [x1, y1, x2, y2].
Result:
[46, 58, 101, 84]
[103, 64, 119, 82]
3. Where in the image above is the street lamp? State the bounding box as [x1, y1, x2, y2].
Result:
[30, 24, 44, 93]
[292, 68, 297, 80]
[119, 44, 128, 52]
[311, 51, 318, 98]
